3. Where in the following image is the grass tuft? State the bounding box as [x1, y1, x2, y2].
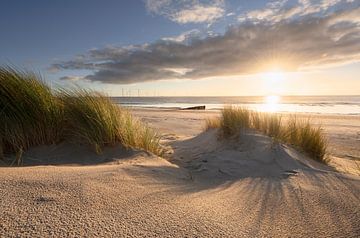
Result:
[204, 117, 221, 130]
[59, 88, 163, 155]
[296, 120, 327, 162]
[221, 106, 250, 136]
[59, 89, 122, 152]
[205, 107, 328, 163]
[0, 66, 63, 163]
[0, 66, 162, 164]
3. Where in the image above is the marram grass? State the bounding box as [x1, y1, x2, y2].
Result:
[0, 67, 64, 164]
[59, 88, 163, 155]
[221, 106, 251, 136]
[59, 89, 122, 153]
[204, 117, 221, 130]
[206, 106, 328, 163]
[0, 66, 162, 164]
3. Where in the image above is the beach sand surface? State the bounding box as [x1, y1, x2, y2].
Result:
[0, 108, 359, 237]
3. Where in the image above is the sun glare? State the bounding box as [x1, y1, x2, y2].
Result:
[266, 95, 280, 105]
[263, 95, 280, 112]
[261, 70, 285, 95]
[262, 71, 285, 86]
[264, 71, 285, 82]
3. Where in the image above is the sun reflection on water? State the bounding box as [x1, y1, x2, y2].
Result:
[262, 95, 280, 112]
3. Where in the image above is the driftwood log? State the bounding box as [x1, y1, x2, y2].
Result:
[181, 105, 206, 110]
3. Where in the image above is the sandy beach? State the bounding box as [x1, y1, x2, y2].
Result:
[132, 108, 360, 175]
[2, 0, 360, 236]
[0, 108, 359, 237]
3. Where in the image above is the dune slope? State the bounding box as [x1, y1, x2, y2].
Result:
[0, 130, 359, 237]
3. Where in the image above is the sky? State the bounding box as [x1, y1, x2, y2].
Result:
[1, 0, 360, 96]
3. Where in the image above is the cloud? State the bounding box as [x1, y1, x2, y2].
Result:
[53, 6, 360, 84]
[59, 76, 84, 81]
[145, 0, 225, 24]
[161, 29, 202, 42]
[239, 0, 356, 23]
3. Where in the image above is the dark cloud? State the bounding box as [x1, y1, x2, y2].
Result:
[53, 7, 360, 84]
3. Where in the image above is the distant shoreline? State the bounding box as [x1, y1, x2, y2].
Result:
[110, 95, 360, 115]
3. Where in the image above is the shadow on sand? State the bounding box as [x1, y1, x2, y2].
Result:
[0, 142, 142, 166]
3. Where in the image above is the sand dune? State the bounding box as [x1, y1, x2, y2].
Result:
[1, 110, 360, 237]
[133, 108, 360, 176]
[171, 129, 332, 179]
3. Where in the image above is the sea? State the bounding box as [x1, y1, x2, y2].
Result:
[111, 95, 360, 115]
